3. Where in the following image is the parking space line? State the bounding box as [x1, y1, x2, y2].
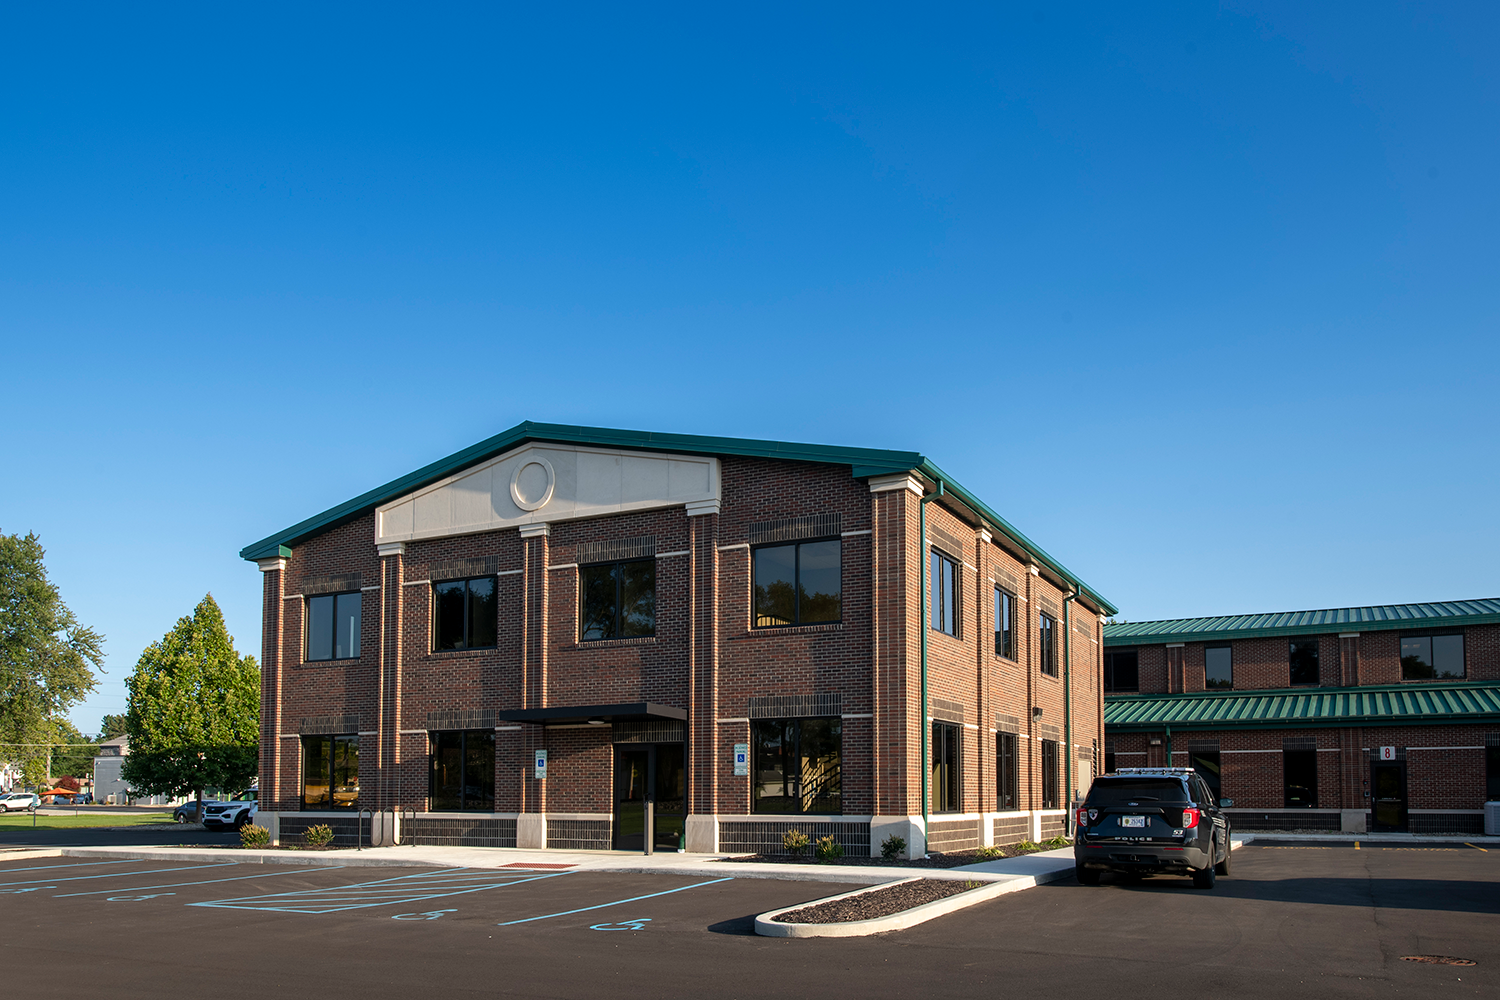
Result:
[495, 877, 735, 927]
[191, 867, 574, 914]
[0, 863, 237, 888]
[55, 865, 349, 897]
[1465, 843, 1488, 852]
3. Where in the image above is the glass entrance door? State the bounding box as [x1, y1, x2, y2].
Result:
[1371, 762, 1407, 832]
[613, 748, 649, 851]
[612, 743, 686, 852]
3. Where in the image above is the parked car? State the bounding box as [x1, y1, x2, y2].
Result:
[0, 792, 40, 812]
[202, 798, 257, 831]
[1073, 767, 1232, 889]
[173, 800, 222, 823]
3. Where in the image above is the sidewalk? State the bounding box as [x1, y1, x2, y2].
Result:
[57, 835, 1256, 886]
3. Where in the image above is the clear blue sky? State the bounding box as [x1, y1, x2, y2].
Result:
[2, 3, 1495, 735]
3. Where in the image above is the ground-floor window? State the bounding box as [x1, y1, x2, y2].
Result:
[1487, 743, 1500, 801]
[1104, 750, 1117, 774]
[996, 732, 1018, 810]
[932, 722, 961, 812]
[1041, 739, 1059, 809]
[302, 734, 359, 810]
[751, 717, 841, 814]
[1191, 750, 1222, 803]
[430, 730, 496, 811]
[1284, 749, 1318, 808]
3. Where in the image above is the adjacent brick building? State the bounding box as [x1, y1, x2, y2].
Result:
[1101, 601, 1500, 834]
[241, 422, 1117, 855]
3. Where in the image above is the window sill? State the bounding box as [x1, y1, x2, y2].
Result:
[733, 623, 844, 639]
[563, 636, 658, 649]
[295, 658, 364, 668]
[993, 654, 1020, 665]
[423, 647, 496, 660]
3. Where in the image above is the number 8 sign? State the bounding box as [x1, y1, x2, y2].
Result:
[1379, 746, 1396, 761]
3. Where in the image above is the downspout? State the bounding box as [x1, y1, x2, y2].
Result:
[919, 480, 944, 852]
[1063, 587, 1077, 834]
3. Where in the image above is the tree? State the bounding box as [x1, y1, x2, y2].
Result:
[99, 713, 128, 740]
[48, 718, 98, 780]
[123, 595, 259, 818]
[0, 531, 103, 787]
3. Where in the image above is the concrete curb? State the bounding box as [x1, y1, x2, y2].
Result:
[754, 836, 1257, 938]
[0, 848, 62, 862]
[755, 866, 1075, 938]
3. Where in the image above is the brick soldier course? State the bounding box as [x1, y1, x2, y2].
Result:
[241, 422, 1117, 856]
[1102, 600, 1500, 835]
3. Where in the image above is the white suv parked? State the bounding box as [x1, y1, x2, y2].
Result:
[0, 792, 39, 812]
[202, 791, 258, 830]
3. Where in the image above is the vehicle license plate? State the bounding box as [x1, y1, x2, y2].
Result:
[1121, 815, 1146, 828]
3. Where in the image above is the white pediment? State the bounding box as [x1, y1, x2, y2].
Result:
[375, 443, 720, 545]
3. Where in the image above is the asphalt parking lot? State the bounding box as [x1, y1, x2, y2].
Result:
[1, 843, 1493, 998]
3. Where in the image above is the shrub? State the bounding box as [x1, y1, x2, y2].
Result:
[815, 835, 844, 862]
[239, 823, 271, 849]
[782, 829, 810, 856]
[1015, 839, 1041, 853]
[1043, 834, 1071, 849]
[974, 845, 1004, 860]
[304, 824, 336, 849]
[880, 834, 907, 860]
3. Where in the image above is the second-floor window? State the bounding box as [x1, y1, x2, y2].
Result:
[1205, 645, 1233, 689]
[1039, 612, 1057, 675]
[434, 576, 497, 651]
[306, 592, 360, 662]
[931, 550, 960, 636]
[1400, 632, 1465, 680]
[994, 588, 1016, 659]
[1289, 639, 1320, 685]
[752, 539, 841, 628]
[1104, 649, 1139, 692]
[580, 559, 656, 640]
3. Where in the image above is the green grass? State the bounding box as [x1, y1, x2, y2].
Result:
[0, 812, 175, 829]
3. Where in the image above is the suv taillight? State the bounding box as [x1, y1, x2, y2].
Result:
[1181, 807, 1200, 829]
[1075, 807, 1089, 828]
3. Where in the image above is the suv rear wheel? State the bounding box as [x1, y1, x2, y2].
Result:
[1215, 841, 1232, 876]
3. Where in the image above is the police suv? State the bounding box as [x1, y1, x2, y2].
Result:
[1073, 767, 1232, 888]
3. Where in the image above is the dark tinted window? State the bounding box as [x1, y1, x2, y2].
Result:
[753, 540, 841, 627]
[1401, 633, 1465, 680]
[1205, 646, 1233, 689]
[430, 730, 495, 811]
[580, 559, 656, 640]
[1039, 613, 1057, 676]
[1289, 640, 1320, 685]
[994, 589, 1017, 659]
[306, 592, 361, 662]
[1488, 746, 1500, 801]
[932, 722, 960, 812]
[1284, 749, 1318, 808]
[1041, 739, 1059, 808]
[1086, 778, 1189, 805]
[434, 577, 497, 650]
[932, 550, 959, 637]
[996, 732, 1018, 810]
[751, 717, 841, 814]
[1105, 650, 1138, 692]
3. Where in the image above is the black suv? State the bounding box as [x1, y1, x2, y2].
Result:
[1074, 767, 1232, 888]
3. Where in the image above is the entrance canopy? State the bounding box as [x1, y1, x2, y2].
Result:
[495, 702, 687, 727]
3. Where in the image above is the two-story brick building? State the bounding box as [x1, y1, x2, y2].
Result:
[241, 422, 1117, 856]
[1101, 601, 1500, 835]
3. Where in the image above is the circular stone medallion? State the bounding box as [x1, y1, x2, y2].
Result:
[510, 457, 556, 511]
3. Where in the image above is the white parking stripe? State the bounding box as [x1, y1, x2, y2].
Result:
[0, 859, 135, 875]
[0, 863, 237, 888]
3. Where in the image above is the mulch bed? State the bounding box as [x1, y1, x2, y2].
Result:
[774, 879, 980, 924]
[719, 844, 1059, 868]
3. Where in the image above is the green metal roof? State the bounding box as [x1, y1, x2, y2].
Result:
[1104, 681, 1500, 732]
[239, 421, 1117, 615]
[1102, 598, 1500, 646]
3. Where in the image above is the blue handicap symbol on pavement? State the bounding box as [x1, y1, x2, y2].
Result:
[393, 909, 458, 920]
[590, 917, 650, 931]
